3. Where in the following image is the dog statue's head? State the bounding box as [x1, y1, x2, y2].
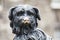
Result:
[9, 5, 41, 35]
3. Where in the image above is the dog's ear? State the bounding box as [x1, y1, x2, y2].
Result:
[9, 7, 16, 21]
[33, 8, 41, 20]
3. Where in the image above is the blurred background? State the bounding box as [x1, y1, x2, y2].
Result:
[0, 0, 60, 40]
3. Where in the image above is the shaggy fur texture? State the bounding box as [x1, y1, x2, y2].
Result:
[9, 5, 52, 40]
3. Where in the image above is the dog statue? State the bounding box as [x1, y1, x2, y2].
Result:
[8, 4, 52, 40]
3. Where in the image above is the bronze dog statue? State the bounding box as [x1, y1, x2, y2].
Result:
[9, 5, 52, 40]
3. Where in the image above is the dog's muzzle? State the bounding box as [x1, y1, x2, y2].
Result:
[22, 17, 30, 24]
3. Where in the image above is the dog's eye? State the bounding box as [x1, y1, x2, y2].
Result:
[28, 13, 34, 16]
[27, 11, 35, 16]
[16, 11, 24, 16]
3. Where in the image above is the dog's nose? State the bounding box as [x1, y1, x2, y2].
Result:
[24, 17, 29, 21]
[23, 17, 30, 24]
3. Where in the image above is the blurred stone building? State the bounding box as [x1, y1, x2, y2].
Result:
[0, 0, 60, 40]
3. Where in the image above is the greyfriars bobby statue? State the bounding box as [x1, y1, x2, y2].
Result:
[8, 5, 52, 40]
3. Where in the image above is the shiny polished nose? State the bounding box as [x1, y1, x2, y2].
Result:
[24, 17, 29, 21]
[23, 17, 30, 24]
